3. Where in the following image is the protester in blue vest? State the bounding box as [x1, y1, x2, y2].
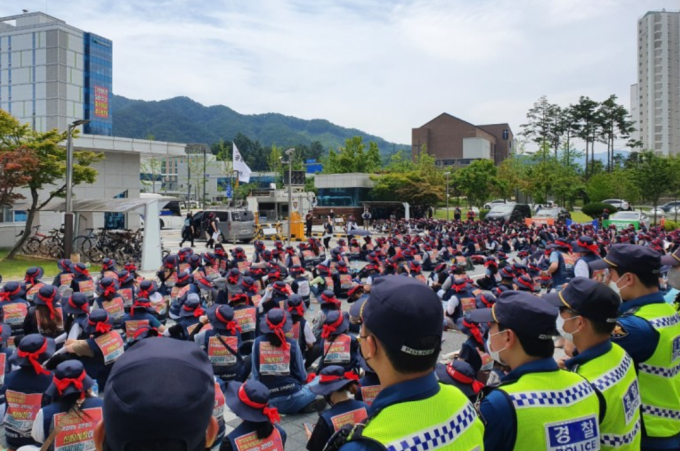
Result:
[197, 304, 248, 382]
[541, 238, 574, 289]
[315, 311, 359, 374]
[435, 359, 485, 403]
[306, 365, 369, 451]
[95, 338, 219, 451]
[93, 277, 125, 331]
[220, 380, 287, 451]
[572, 236, 602, 279]
[285, 295, 315, 361]
[0, 323, 13, 380]
[177, 294, 205, 339]
[69, 263, 96, 302]
[121, 297, 165, 347]
[23, 284, 65, 340]
[31, 360, 103, 451]
[62, 292, 90, 341]
[52, 259, 73, 288]
[1, 334, 55, 450]
[0, 281, 30, 337]
[251, 308, 325, 415]
[23, 266, 45, 302]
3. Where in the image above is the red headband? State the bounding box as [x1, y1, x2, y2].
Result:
[231, 293, 250, 305]
[287, 303, 305, 317]
[37, 290, 57, 319]
[131, 299, 151, 317]
[53, 370, 87, 399]
[133, 326, 158, 340]
[68, 297, 89, 314]
[228, 273, 241, 284]
[215, 308, 241, 335]
[321, 314, 345, 339]
[446, 365, 484, 394]
[75, 266, 90, 277]
[462, 319, 484, 345]
[138, 288, 152, 299]
[177, 273, 191, 284]
[321, 293, 339, 305]
[0, 285, 21, 301]
[478, 295, 493, 309]
[100, 285, 116, 298]
[517, 277, 534, 290]
[88, 318, 112, 334]
[183, 304, 205, 318]
[265, 317, 290, 350]
[577, 239, 599, 255]
[125, 263, 137, 272]
[238, 384, 280, 424]
[319, 371, 360, 385]
[18, 339, 50, 375]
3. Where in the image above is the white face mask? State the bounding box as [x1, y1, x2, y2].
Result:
[608, 273, 629, 298]
[486, 330, 507, 365]
[556, 314, 581, 342]
[668, 267, 680, 290]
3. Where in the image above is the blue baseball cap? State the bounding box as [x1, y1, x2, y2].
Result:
[543, 277, 620, 324]
[468, 291, 558, 340]
[589, 244, 661, 275]
[103, 338, 215, 451]
[362, 276, 443, 356]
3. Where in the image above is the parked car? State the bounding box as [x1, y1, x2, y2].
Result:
[532, 207, 571, 223]
[485, 203, 531, 224]
[602, 199, 632, 211]
[191, 209, 255, 243]
[608, 211, 650, 229]
[483, 199, 507, 210]
[660, 201, 680, 212]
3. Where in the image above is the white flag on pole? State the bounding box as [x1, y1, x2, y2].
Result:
[232, 142, 252, 183]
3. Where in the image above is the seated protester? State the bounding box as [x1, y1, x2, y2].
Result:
[334, 261, 353, 298]
[52, 259, 74, 288]
[63, 310, 125, 391]
[476, 257, 499, 291]
[123, 261, 141, 282]
[455, 317, 490, 375]
[0, 281, 30, 338]
[435, 359, 485, 403]
[407, 260, 426, 283]
[23, 266, 46, 303]
[251, 241, 267, 264]
[260, 281, 291, 314]
[213, 243, 230, 272]
[69, 263, 96, 302]
[99, 258, 117, 278]
[168, 270, 198, 319]
[224, 268, 243, 298]
[62, 292, 90, 341]
[381, 258, 398, 276]
[156, 254, 179, 297]
[251, 308, 325, 415]
[23, 285, 65, 341]
[231, 246, 250, 270]
[315, 311, 358, 374]
[95, 338, 219, 451]
[306, 366, 368, 451]
[310, 263, 332, 298]
[290, 265, 312, 309]
[31, 360, 103, 451]
[136, 280, 166, 323]
[188, 253, 204, 273]
[229, 291, 259, 356]
[346, 285, 367, 335]
[1, 335, 55, 450]
[202, 252, 222, 280]
[285, 295, 316, 362]
[0, 323, 13, 381]
[221, 380, 286, 451]
[514, 274, 540, 294]
[121, 298, 165, 346]
[240, 276, 262, 304]
[125, 324, 161, 349]
[115, 269, 137, 311]
[177, 293, 205, 339]
[196, 304, 248, 383]
[441, 278, 476, 328]
[93, 277, 125, 332]
[311, 290, 341, 339]
[195, 273, 218, 306]
[284, 245, 300, 268]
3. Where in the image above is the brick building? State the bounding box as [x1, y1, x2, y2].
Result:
[411, 113, 513, 167]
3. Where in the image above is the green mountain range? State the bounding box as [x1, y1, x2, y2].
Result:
[110, 94, 408, 156]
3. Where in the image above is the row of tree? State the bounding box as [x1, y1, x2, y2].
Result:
[521, 95, 637, 177]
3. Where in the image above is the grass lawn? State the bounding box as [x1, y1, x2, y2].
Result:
[433, 208, 481, 220]
[432, 208, 595, 224]
[569, 211, 593, 223]
[0, 250, 101, 281]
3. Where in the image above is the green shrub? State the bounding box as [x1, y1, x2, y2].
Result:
[665, 220, 679, 232]
[479, 209, 490, 221]
[582, 202, 617, 219]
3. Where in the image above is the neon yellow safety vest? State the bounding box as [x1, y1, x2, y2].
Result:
[498, 369, 601, 451]
[631, 303, 680, 439]
[358, 383, 484, 450]
[573, 342, 641, 450]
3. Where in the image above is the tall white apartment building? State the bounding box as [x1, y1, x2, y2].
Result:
[631, 10, 680, 156]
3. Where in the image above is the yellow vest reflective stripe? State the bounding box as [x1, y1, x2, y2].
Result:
[360, 384, 484, 451]
[632, 303, 680, 438]
[575, 343, 641, 450]
[499, 370, 601, 451]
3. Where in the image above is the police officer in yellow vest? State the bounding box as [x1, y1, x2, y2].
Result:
[545, 277, 642, 450]
[589, 244, 680, 450]
[469, 291, 602, 451]
[338, 276, 485, 451]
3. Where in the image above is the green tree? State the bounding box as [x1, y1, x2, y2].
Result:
[521, 96, 562, 155]
[385, 150, 415, 173]
[452, 159, 499, 208]
[140, 157, 163, 193]
[572, 96, 601, 179]
[323, 136, 381, 174]
[0, 111, 103, 259]
[635, 151, 672, 223]
[597, 95, 635, 172]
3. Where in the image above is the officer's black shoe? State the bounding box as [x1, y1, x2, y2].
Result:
[301, 396, 327, 413]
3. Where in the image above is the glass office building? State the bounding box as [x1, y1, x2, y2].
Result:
[83, 32, 112, 136]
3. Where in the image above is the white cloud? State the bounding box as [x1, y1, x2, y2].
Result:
[1, 0, 674, 144]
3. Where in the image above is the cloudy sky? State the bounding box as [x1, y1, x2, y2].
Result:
[1, 0, 674, 144]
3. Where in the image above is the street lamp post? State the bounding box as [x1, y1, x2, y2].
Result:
[284, 148, 295, 244]
[64, 119, 90, 259]
[444, 172, 451, 222]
